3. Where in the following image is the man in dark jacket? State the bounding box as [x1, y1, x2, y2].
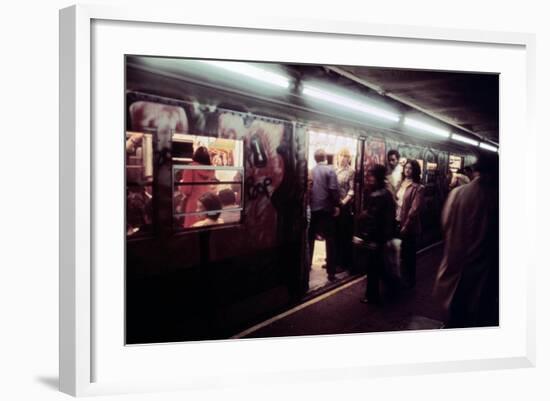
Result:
[308, 149, 341, 281]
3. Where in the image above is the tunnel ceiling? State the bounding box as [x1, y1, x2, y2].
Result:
[333, 66, 499, 145]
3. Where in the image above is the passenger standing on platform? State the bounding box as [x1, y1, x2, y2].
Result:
[396, 159, 425, 288]
[433, 152, 499, 328]
[386, 149, 403, 197]
[335, 148, 355, 271]
[357, 164, 396, 304]
[308, 149, 341, 282]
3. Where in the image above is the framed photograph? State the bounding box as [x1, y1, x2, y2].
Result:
[60, 4, 535, 397]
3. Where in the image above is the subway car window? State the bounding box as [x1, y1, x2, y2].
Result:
[449, 154, 463, 173]
[426, 162, 438, 184]
[172, 133, 244, 230]
[126, 131, 154, 237]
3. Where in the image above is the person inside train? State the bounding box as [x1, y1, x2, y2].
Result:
[308, 148, 341, 282]
[386, 149, 403, 196]
[218, 188, 241, 224]
[356, 164, 396, 304]
[191, 192, 225, 228]
[396, 159, 425, 288]
[335, 147, 355, 271]
[433, 152, 499, 328]
[126, 186, 152, 236]
[181, 146, 217, 228]
[449, 168, 471, 189]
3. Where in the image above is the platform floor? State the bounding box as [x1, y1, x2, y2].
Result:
[239, 243, 446, 339]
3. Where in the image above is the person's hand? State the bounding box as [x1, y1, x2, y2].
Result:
[333, 207, 340, 217]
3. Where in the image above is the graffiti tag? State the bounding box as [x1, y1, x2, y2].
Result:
[245, 176, 273, 200]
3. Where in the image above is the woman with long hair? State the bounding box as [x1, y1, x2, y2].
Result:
[395, 159, 425, 288]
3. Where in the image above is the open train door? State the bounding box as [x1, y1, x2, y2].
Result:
[303, 129, 360, 293]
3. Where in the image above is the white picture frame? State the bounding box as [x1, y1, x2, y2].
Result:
[59, 4, 536, 397]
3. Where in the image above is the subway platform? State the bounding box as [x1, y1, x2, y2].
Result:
[234, 243, 446, 339]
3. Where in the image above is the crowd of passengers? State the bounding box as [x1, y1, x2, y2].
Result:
[307, 147, 498, 328]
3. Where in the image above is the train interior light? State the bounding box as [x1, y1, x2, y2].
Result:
[451, 133, 480, 146]
[302, 84, 401, 123]
[403, 116, 450, 139]
[307, 130, 358, 169]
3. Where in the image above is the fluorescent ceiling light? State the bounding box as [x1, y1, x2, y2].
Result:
[302, 85, 400, 123]
[451, 133, 479, 146]
[404, 117, 450, 138]
[197, 60, 291, 89]
[480, 142, 499, 152]
[307, 130, 327, 136]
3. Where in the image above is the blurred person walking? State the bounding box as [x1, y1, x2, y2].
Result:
[434, 152, 499, 328]
[356, 164, 396, 304]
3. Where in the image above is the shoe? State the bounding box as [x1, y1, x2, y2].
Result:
[327, 274, 336, 282]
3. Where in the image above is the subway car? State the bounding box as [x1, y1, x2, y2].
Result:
[124, 56, 487, 344]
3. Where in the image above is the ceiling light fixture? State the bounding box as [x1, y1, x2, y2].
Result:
[479, 142, 499, 152]
[451, 133, 479, 146]
[198, 60, 291, 89]
[302, 84, 400, 123]
[404, 117, 450, 138]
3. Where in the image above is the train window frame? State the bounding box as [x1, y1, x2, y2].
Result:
[171, 132, 245, 232]
[61, 6, 534, 397]
[172, 164, 245, 231]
